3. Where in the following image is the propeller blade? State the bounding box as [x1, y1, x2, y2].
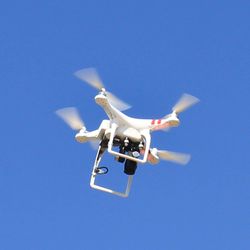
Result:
[157, 149, 191, 165]
[74, 67, 104, 90]
[55, 107, 85, 130]
[89, 140, 100, 150]
[74, 67, 131, 111]
[106, 91, 131, 111]
[172, 93, 199, 114]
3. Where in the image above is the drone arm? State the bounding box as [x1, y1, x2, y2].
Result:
[75, 120, 110, 143]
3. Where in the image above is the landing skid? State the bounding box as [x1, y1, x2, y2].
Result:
[90, 143, 133, 198]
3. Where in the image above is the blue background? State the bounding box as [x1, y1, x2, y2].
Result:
[0, 1, 249, 249]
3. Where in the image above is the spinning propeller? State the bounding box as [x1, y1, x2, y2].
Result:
[55, 107, 85, 130]
[155, 148, 191, 165]
[74, 68, 131, 111]
[162, 93, 199, 131]
[172, 93, 199, 114]
[55, 107, 99, 149]
[157, 94, 198, 162]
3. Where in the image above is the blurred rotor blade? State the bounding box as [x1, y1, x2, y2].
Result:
[55, 107, 85, 130]
[172, 94, 199, 114]
[74, 67, 131, 111]
[157, 150, 191, 165]
[106, 91, 131, 111]
[89, 140, 100, 150]
[74, 67, 104, 90]
[162, 127, 170, 132]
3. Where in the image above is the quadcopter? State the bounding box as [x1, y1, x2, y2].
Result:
[56, 68, 199, 198]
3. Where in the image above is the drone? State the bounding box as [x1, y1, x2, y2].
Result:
[56, 68, 199, 198]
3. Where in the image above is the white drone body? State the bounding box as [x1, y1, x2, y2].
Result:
[56, 68, 199, 198]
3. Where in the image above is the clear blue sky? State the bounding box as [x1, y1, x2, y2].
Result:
[0, 1, 249, 250]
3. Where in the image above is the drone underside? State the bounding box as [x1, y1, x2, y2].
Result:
[56, 68, 199, 198]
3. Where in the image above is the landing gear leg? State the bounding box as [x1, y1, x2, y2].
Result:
[90, 139, 133, 198]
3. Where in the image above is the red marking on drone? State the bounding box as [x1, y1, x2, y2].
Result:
[157, 119, 161, 124]
[151, 120, 156, 125]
